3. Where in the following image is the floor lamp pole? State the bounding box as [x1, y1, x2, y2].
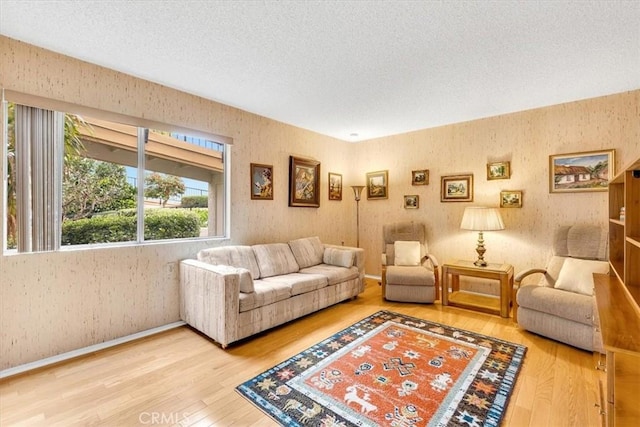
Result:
[351, 186, 365, 247]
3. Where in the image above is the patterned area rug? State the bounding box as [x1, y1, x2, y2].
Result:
[236, 310, 526, 426]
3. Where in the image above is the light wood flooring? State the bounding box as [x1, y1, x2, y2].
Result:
[0, 279, 602, 426]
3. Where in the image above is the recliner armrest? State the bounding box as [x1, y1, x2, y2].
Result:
[514, 268, 547, 289]
[422, 254, 439, 269]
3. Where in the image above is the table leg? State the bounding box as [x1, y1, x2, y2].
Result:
[451, 274, 460, 292]
[441, 266, 449, 306]
[500, 274, 509, 317]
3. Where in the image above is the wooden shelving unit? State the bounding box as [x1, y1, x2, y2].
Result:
[594, 156, 640, 427]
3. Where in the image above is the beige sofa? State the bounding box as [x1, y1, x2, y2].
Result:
[179, 236, 365, 348]
[515, 225, 607, 352]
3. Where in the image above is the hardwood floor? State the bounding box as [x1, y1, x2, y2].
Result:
[0, 279, 601, 426]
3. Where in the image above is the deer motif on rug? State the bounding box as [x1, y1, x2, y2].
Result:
[344, 385, 377, 414]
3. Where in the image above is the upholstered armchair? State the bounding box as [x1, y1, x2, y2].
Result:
[381, 221, 439, 303]
[514, 225, 608, 352]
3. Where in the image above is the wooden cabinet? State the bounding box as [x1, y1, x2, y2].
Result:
[594, 156, 640, 427]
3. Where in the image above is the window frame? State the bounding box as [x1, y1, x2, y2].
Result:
[2, 90, 231, 254]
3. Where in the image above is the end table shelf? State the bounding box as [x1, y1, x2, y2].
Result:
[441, 260, 514, 318]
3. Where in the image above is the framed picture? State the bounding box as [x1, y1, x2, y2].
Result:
[366, 170, 388, 199]
[328, 172, 342, 200]
[412, 169, 429, 185]
[487, 161, 510, 180]
[549, 149, 615, 193]
[500, 190, 523, 208]
[250, 163, 273, 200]
[441, 174, 474, 202]
[289, 156, 320, 207]
[404, 195, 419, 209]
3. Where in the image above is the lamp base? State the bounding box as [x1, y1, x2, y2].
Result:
[474, 231, 488, 267]
[473, 259, 488, 267]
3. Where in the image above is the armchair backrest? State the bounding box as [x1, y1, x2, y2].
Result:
[382, 221, 428, 266]
[552, 225, 608, 260]
[540, 225, 608, 286]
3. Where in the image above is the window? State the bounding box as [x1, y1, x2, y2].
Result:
[4, 99, 228, 253]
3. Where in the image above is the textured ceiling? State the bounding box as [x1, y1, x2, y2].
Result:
[1, 0, 639, 141]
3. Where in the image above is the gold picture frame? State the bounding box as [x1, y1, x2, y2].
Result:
[441, 174, 474, 202]
[366, 170, 388, 199]
[549, 149, 615, 193]
[487, 161, 510, 180]
[411, 169, 429, 185]
[404, 195, 419, 209]
[500, 190, 522, 208]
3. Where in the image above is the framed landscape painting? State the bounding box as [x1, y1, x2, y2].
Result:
[487, 162, 510, 180]
[289, 156, 320, 207]
[441, 174, 473, 202]
[412, 169, 429, 185]
[549, 149, 614, 193]
[500, 190, 522, 208]
[250, 163, 273, 200]
[366, 170, 388, 199]
[328, 172, 342, 200]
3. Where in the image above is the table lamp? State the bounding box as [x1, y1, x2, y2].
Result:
[460, 206, 505, 266]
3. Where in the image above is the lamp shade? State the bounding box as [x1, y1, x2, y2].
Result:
[460, 207, 505, 231]
[351, 185, 365, 201]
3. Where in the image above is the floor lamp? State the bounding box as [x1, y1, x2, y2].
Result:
[351, 185, 365, 247]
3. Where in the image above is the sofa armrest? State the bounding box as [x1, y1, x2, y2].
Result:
[179, 259, 240, 348]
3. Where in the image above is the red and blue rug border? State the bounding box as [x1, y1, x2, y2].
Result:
[236, 310, 527, 426]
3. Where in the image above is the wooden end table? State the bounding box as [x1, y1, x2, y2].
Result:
[441, 260, 514, 318]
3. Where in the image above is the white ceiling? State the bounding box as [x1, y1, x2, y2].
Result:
[1, 1, 639, 142]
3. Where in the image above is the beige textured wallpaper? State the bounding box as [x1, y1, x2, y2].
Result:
[1, 35, 639, 370]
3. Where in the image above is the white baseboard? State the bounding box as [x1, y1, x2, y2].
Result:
[0, 321, 186, 379]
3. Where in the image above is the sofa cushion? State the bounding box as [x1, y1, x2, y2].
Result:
[263, 273, 328, 296]
[197, 245, 261, 279]
[299, 264, 359, 285]
[252, 243, 300, 278]
[554, 258, 609, 296]
[323, 247, 355, 268]
[288, 236, 324, 268]
[394, 241, 421, 266]
[517, 285, 593, 325]
[238, 280, 292, 312]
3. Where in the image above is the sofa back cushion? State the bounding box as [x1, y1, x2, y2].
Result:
[197, 245, 261, 279]
[323, 247, 355, 268]
[288, 236, 324, 268]
[252, 243, 300, 278]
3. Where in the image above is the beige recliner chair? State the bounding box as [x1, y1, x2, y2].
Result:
[381, 221, 439, 303]
[515, 225, 608, 352]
